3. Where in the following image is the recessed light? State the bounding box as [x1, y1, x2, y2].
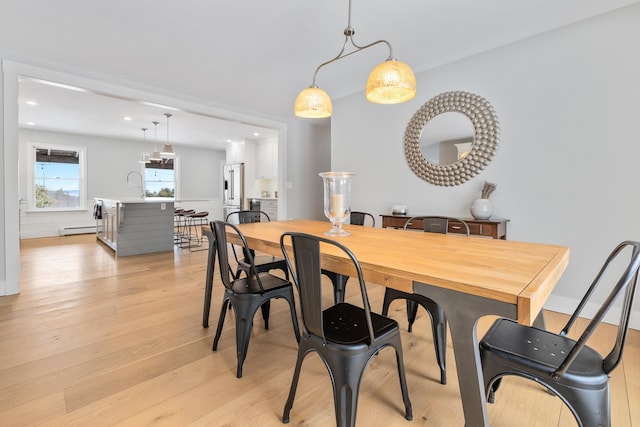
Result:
[124, 116, 132, 121]
[27, 122, 35, 126]
[253, 132, 260, 137]
[26, 101, 38, 106]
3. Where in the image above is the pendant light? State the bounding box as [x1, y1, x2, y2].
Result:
[161, 113, 175, 156]
[294, 0, 416, 118]
[138, 127, 151, 163]
[150, 121, 162, 161]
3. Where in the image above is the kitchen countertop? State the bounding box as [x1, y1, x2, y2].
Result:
[96, 197, 174, 204]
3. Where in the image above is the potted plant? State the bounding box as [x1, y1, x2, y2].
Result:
[470, 181, 496, 220]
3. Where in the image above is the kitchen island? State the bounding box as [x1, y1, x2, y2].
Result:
[95, 198, 174, 257]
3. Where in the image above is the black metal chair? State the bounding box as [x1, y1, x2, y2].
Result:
[280, 232, 412, 427]
[381, 216, 470, 385]
[321, 210, 375, 303]
[349, 211, 376, 227]
[201, 227, 216, 328]
[225, 210, 288, 280]
[210, 220, 300, 378]
[480, 240, 640, 427]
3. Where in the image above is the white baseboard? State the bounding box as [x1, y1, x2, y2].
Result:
[58, 225, 97, 236]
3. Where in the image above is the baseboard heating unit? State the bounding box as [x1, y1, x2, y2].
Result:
[58, 225, 97, 236]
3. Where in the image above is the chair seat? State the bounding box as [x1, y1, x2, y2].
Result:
[480, 318, 608, 387]
[230, 273, 291, 294]
[323, 303, 399, 345]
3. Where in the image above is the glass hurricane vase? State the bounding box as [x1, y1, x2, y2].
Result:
[319, 172, 354, 236]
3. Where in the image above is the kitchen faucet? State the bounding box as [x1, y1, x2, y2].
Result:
[126, 170, 144, 199]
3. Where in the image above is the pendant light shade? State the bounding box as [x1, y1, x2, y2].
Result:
[138, 152, 151, 164]
[161, 113, 175, 155]
[366, 59, 416, 104]
[294, 0, 416, 118]
[161, 143, 174, 155]
[150, 121, 162, 161]
[138, 127, 151, 163]
[294, 86, 333, 118]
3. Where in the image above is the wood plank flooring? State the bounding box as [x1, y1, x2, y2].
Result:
[0, 234, 637, 426]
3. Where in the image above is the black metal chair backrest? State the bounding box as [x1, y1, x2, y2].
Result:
[556, 240, 640, 377]
[225, 209, 271, 224]
[280, 232, 376, 345]
[403, 215, 470, 236]
[210, 220, 265, 294]
[350, 211, 375, 227]
[224, 210, 271, 261]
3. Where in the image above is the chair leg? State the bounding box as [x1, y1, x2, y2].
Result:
[391, 341, 413, 421]
[283, 344, 311, 424]
[381, 289, 395, 316]
[561, 385, 610, 427]
[488, 378, 502, 403]
[233, 300, 261, 378]
[406, 300, 418, 332]
[322, 270, 350, 304]
[330, 354, 367, 427]
[202, 240, 216, 328]
[212, 297, 230, 351]
[280, 265, 289, 280]
[261, 300, 271, 330]
[422, 300, 447, 385]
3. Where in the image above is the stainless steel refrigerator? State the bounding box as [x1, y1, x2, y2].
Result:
[223, 163, 244, 222]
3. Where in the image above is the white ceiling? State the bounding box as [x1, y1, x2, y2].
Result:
[4, 0, 638, 150]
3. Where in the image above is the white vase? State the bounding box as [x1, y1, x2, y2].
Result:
[470, 198, 493, 220]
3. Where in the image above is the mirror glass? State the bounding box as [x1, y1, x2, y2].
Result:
[419, 112, 475, 165]
[404, 91, 500, 187]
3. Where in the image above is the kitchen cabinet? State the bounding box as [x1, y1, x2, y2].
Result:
[226, 142, 246, 164]
[261, 199, 278, 220]
[256, 138, 277, 178]
[95, 198, 174, 256]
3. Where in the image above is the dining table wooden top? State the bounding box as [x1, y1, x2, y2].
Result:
[228, 219, 569, 326]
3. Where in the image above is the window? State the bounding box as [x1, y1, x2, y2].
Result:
[144, 158, 175, 198]
[29, 143, 87, 211]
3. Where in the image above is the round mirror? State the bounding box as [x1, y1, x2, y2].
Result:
[404, 91, 499, 186]
[419, 112, 475, 165]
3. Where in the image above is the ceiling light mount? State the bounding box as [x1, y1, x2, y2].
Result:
[294, 0, 416, 118]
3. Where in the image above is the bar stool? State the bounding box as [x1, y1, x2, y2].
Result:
[181, 211, 209, 251]
[174, 208, 184, 244]
[175, 209, 195, 246]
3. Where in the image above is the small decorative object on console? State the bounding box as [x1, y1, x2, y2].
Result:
[470, 181, 496, 220]
[392, 205, 408, 215]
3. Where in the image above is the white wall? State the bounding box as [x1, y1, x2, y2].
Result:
[18, 128, 225, 238]
[285, 119, 331, 221]
[332, 5, 640, 327]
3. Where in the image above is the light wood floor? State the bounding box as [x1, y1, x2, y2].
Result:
[1, 234, 638, 426]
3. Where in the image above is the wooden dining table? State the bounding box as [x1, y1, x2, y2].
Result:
[227, 219, 569, 426]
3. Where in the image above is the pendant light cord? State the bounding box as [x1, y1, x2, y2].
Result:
[310, 0, 393, 87]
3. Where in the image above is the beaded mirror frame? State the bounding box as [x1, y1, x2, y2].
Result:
[404, 91, 500, 186]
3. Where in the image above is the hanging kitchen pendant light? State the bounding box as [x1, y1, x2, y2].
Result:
[150, 121, 162, 161]
[138, 127, 151, 163]
[294, 0, 416, 118]
[161, 113, 175, 156]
